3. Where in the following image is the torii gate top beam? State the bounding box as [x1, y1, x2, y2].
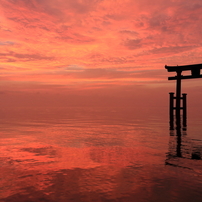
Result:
[165, 63, 202, 80]
[165, 63, 202, 72]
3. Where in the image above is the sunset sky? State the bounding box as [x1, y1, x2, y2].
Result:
[1, 0, 202, 107]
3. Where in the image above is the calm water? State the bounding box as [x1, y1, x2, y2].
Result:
[0, 107, 202, 202]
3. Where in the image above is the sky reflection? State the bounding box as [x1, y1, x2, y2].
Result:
[0, 107, 202, 202]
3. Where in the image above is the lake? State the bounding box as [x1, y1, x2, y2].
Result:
[0, 106, 202, 202]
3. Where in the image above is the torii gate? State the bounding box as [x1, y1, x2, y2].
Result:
[165, 63, 202, 129]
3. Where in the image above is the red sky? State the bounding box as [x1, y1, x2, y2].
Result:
[1, 0, 202, 107]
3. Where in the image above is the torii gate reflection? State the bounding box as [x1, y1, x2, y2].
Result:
[165, 63, 202, 130]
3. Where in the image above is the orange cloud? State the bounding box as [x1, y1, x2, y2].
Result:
[1, 0, 202, 97]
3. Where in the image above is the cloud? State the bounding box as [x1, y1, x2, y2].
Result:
[56, 33, 95, 44]
[149, 46, 198, 55]
[0, 41, 15, 46]
[0, 66, 166, 87]
[119, 30, 139, 36]
[1, 0, 202, 93]
[89, 53, 131, 65]
[123, 39, 143, 50]
[0, 51, 55, 62]
[65, 64, 84, 70]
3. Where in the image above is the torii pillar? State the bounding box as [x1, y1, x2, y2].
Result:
[175, 70, 182, 128]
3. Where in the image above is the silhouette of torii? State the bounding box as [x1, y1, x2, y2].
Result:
[165, 63, 202, 129]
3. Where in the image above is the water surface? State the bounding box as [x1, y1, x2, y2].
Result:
[0, 107, 202, 202]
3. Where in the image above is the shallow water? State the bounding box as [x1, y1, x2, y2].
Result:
[0, 107, 202, 202]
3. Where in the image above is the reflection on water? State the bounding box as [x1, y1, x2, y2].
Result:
[0, 107, 202, 202]
[166, 124, 202, 171]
